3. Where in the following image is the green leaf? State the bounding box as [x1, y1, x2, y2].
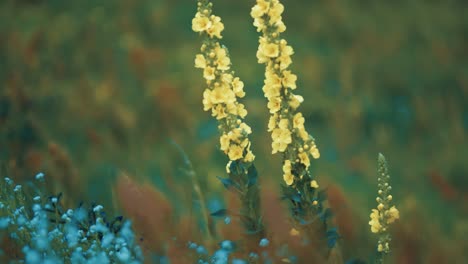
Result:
[216, 176, 236, 190]
[247, 164, 258, 187]
[210, 209, 228, 217]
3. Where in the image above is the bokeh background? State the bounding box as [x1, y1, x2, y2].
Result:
[1, 0, 467, 263]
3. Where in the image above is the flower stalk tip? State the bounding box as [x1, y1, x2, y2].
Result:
[370, 153, 400, 260]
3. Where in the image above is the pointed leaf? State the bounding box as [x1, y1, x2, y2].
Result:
[229, 160, 241, 175]
[247, 165, 258, 187]
[216, 176, 235, 190]
[210, 209, 228, 218]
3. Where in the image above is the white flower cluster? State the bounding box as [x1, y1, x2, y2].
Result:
[0, 174, 143, 264]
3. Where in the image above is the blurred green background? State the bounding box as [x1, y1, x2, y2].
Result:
[1, 0, 467, 262]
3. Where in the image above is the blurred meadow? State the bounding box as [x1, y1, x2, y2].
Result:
[1, 0, 467, 263]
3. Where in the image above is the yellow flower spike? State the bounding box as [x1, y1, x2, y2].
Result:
[370, 154, 400, 259]
[251, 0, 334, 255]
[193, 0, 257, 173]
[252, 0, 321, 195]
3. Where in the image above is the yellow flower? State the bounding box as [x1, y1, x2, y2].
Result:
[240, 138, 250, 148]
[369, 209, 382, 233]
[271, 128, 292, 153]
[192, 14, 212, 32]
[377, 243, 384, 252]
[226, 102, 237, 115]
[239, 122, 252, 135]
[298, 152, 310, 168]
[283, 172, 294, 185]
[268, 114, 277, 132]
[293, 113, 305, 129]
[214, 46, 230, 70]
[280, 42, 294, 56]
[267, 97, 282, 113]
[288, 94, 303, 109]
[216, 55, 230, 70]
[195, 54, 206, 68]
[268, 3, 284, 23]
[250, 5, 265, 19]
[228, 128, 241, 141]
[289, 228, 300, 236]
[282, 70, 297, 89]
[228, 144, 243, 160]
[202, 89, 213, 111]
[310, 180, 319, 188]
[263, 84, 280, 99]
[278, 43, 293, 70]
[212, 87, 236, 104]
[237, 103, 248, 118]
[207, 15, 224, 38]
[275, 20, 286, 33]
[256, 45, 268, 63]
[297, 127, 309, 141]
[265, 70, 282, 86]
[220, 134, 230, 152]
[220, 72, 233, 84]
[282, 159, 291, 173]
[261, 43, 280, 58]
[232, 77, 245, 97]
[203, 66, 216, 80]
[310, 145, 320, 159]
[278, 119, 289, 130]
[386, 206, 399, 224]
[244, 150, 255, 162]
[377, 203, 384, 211]
[253, 0, 270, 15]
[212, 104, 227, 119]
